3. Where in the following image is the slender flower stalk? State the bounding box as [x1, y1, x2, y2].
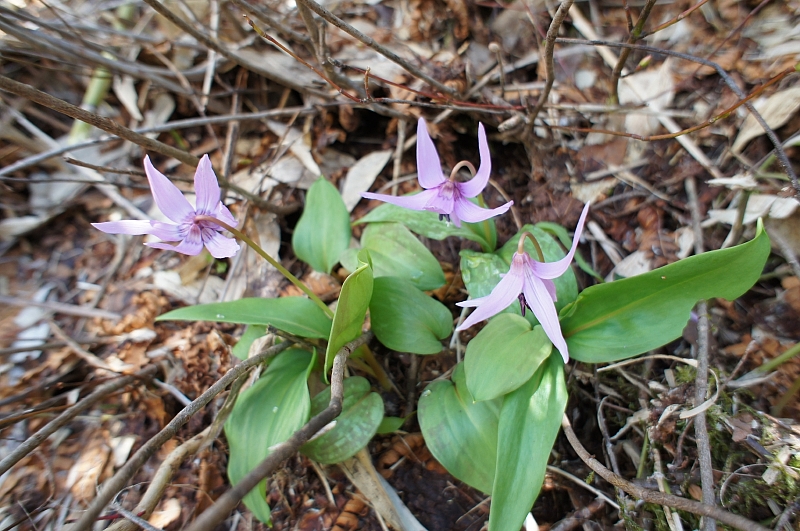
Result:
[362, 117, 513, 227]
[456, 203, 591, 362]
[194, 215, 333, 318]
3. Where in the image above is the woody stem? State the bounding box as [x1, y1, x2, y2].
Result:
[519, 232, 545, 262]
[195, 215, 334, 319]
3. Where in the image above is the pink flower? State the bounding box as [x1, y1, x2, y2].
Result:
[456, 203, 591, 362]
[362, 118, 513, 227]
[92, 155, 240, 258]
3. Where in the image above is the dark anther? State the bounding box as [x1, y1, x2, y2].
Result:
[438, 214, 451, 223]
[518, 293, 528, 317]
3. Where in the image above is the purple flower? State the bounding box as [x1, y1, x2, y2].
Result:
[92, 155, 240, 258]
[456, 203, 591, 362]
[362, 118, 513, 227]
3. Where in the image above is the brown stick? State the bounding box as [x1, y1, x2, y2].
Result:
[70, 341, 293, 531]
[528, 0, 575, 124]
[183, 332, 373, 531]
[0, 365, 159, 476]
[561, 414, 771, 531]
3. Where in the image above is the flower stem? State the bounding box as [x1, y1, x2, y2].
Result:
[196, 215, 334, 318]
[519, 232, 545, 262]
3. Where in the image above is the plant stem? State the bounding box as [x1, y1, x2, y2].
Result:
[196, 215, 334, 319]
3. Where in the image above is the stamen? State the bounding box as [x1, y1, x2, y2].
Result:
[439, 213, 451, 223]
[518, 293, 527, 316]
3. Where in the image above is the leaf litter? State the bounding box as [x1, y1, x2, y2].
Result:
[0, 0, 798, 530]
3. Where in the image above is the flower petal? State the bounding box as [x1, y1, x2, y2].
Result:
[146, 225, 204, 255]
[457, 123, 492, 198]
[92, 220, 182, 241]
[456, 259, 524, 331]
[422, 186, 454, 216]
[416, 118, 445, 189]
[203, 231, 240, 258]
[452, 196, 513, 224]
[362, 189, 440, 210]
[523, 273, 569, 362]
[531, 202, 590, 279]
[194, 154, 221, 216]
[144, 156, 194, 223]
[214, 202, 238, 228]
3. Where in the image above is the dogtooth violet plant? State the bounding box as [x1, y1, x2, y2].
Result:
[94, 119, 771, 530]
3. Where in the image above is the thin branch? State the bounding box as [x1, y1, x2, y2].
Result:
[0, 75, 199, 168]
[139, 0, 330, 98]
[0, 295, 121, 320]
[70, 341, 293, 531]
[293, 0, 457, 98]
[555, 38, 800, 198]
[183, 332, 373, 531]
[561, 414, 770, 531]
[610, 0, 658, 103]
[0, 365, 158, 476]
[528, 0, 575, 124]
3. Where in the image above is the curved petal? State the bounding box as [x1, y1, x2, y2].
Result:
[423, 186, 454, 216]
[203, 231, 240, 258]
[144, 156, 194, 223]
[362, 189, 440, 210]
[457, 123, 491, 197]
[523, 273, 569, 362]
[416, 118, 445, 189]
[146, 225, 204, 255]
[214, 202, 238, 228]
[531, 202, 590, 279]
[92, 220, 182, 241]
[456, 261, 524, 331]
[194, 154, 221, 216]
[452, 196, 513, 224]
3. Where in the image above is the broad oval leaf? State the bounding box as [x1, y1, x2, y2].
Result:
[490, 353, 567, 531]
[370, 277, 453, 355]
[465, 315, 552, 401]
[301, 386, 383, 464]
[157, 297, 332, 339]
[561, 220, 770, 363]
[224, 349, 314, 524]
[418, 363, 500, 494]
[325, 250, 373, 374]
[293, 178, 351, 273]
[357, 201, 493, 252]
[360, 222, 445, 290]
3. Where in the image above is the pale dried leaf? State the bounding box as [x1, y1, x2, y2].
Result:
[732, 87, 800, 153]
[112, 75, 143, 121]
[341, 149, 392, 212]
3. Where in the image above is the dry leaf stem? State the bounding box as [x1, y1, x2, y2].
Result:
[561, 414, 771, 531]
[183, 332, 373, 531]
[0, 365, 159, 476]
[70, 341, 293, 531]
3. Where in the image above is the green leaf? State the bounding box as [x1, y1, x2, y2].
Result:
[232, 325, 267, 360]
[158, 297, 332, 339]
[357, 201, 492, 251]
[561, 220, 771, 363]
[369, 277, 453, 355]
[465, 315, 552, 401]
[293, 178, 351, 273]
[359, 223, 445, 290]
[301, 377, 384, 464]
[465, 195, 498, 251]
[490, 354, 567, 531]
[224, 349, 314, 524]
[376, 416, 406, 434]
[325, 250, 373, 374]
[418, 363, 500, 494]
